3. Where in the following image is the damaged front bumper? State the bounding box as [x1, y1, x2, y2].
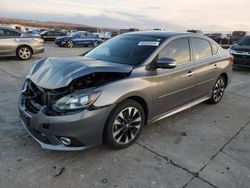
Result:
[19, 97, 114, 151]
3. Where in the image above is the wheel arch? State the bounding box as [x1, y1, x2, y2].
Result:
[102, 95, 149, 143]
[16, 45, 33, 54]
[220, 73, 228, 88]
[127, 96, 148, 124]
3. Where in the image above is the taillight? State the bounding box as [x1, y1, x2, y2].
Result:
[229, 55, 234, 63]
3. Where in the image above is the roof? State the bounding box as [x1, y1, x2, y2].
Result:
[123, 31, 192, 38]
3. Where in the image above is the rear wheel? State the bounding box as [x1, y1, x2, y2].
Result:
[208, 76, 226, 104]
[104, 99, 145, 149]
[17, 46, 32, 60]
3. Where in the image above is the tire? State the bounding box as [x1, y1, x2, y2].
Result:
[208, 76, 226, 104]
[104, 99, 145, 149]
[92, 40, 99, 47]
[66, 40, 74, 48]
[17, 46, 32, 60]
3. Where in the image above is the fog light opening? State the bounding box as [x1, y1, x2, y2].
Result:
[60, 137, 71, 146]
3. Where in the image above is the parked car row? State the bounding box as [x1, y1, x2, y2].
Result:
[1, 25, 250, 68]
[205, 33, 231, 44]
[187, 30, 250, 45]
[206, 31, 250, 45]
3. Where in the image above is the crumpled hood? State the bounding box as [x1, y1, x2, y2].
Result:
[29, 57, 133, 89]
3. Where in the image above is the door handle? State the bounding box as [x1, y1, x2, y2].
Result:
[214, 64, 219, 69]
[187, 71, 193, 77]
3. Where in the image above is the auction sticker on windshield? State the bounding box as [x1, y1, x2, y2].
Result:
[138, 41, 160, 46]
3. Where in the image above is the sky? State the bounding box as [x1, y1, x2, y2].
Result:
[0, 0, 250, 31]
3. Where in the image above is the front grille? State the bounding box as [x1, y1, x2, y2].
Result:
[235, 51, 250, 55]
[25, 99, 40, 114]
[22, 80, 63, 114]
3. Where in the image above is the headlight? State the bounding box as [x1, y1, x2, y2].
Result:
[53, 91, 101, 111]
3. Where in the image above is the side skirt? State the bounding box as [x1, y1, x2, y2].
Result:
[148, 96, 210, 125]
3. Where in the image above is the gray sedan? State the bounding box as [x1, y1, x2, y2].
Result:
[0, 27, 44, 60]
[19, 32, 232, 151]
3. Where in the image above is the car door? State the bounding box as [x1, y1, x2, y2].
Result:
[73, 33, 87, 45]
[152, 37, 196, 116]
[0, 28, 21, 56]
[190, 37, 219, 100]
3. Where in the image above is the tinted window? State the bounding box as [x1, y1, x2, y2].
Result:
[192, 38, 212, 60]
[87, 33, 94, 37]
[85, 35, 165, 65]
[0, 29, 21, 37]
[238, 36, 250, 45]
[159, 38, 190, 64]
[46, 31, 53, 35]
[79, 33, 87, 38]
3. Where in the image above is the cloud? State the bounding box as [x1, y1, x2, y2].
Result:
[1, 0, 250, 31]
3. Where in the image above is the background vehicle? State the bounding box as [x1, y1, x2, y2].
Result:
[230, 31, 250, 44]
[55, 31, 101, 47]
[187, 30, 203, 34]
[94, 32, 112, 40]
[40, 30, 66, 41]
[229, 35, 250, 67]
[0, 27, 44, 60]
[207, 33, 231, 44]
[19, 32, 232, 151]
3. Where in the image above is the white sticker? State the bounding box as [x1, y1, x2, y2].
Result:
[138, 41, 160, 46]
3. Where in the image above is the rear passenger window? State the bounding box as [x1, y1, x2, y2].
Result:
[192, 38, 212, 60]
[159, 38, 190, 64]
[211, 41, 219, 55]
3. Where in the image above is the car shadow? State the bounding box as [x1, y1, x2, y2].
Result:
[233, 66, 250, 74]
[0, 56, 40, 62]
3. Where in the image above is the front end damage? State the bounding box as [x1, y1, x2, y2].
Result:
[19, 57, 132, 150]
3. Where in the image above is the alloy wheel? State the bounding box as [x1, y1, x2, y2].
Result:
[213, 78, 225, 102]
[112, 107, 142, 145]
[67, 40, 74, 48]
[93, 41, 99, 47]
[19, 47, 31, 60]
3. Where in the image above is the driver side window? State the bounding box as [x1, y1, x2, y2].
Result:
[159, 38, 190, 64]
[79, 33, 87, 38]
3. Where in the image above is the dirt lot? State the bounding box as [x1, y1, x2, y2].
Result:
[0, 42, 250, 188]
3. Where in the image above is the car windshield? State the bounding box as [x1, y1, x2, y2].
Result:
[238, 36, 250, 45]
[84, 35, 165, 66]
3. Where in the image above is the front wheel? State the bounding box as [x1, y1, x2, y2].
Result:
[92, 40, 99, 47]
[104, 99, 145, 149]
[66, 40, 74, 48]
[208, 76, 226, 104]
[17, 46, 32, 60]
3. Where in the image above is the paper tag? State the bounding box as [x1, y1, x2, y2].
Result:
[138, 41, 160, 46]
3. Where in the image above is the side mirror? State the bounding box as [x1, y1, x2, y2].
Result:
[156, 57, 177, 69]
